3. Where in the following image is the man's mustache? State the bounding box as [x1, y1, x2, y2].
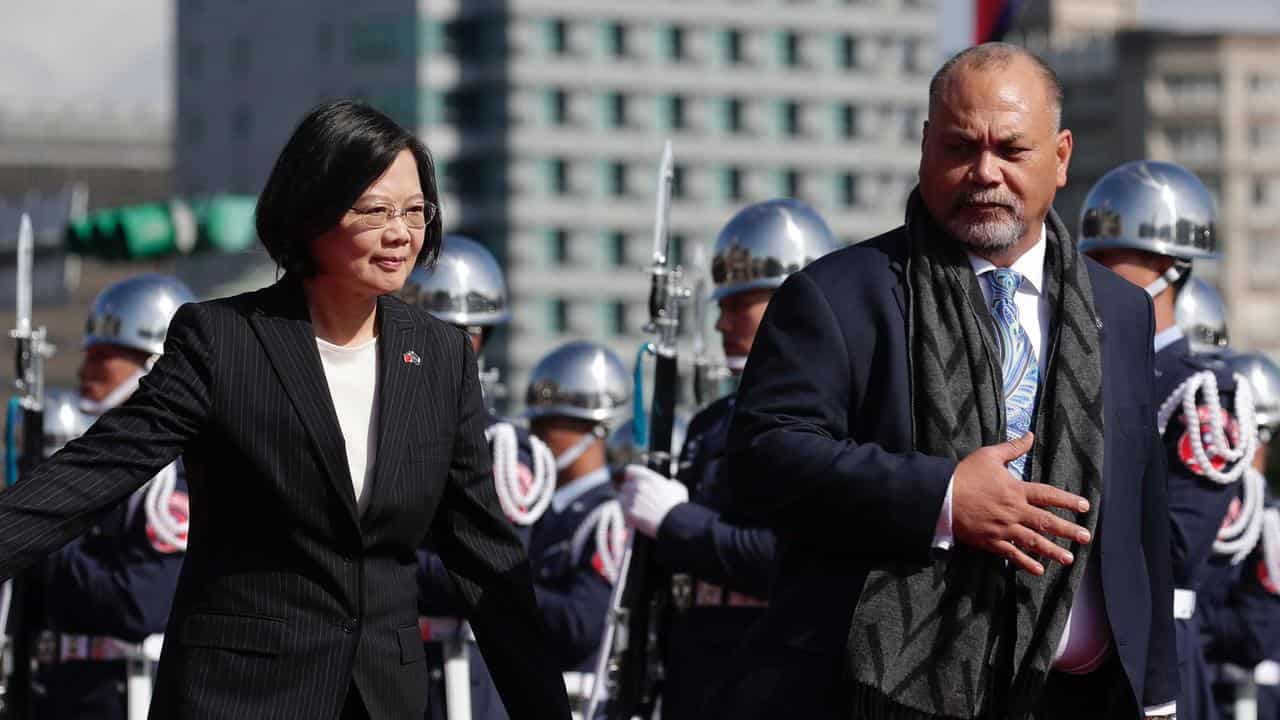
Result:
[953, 190, 1021, 212]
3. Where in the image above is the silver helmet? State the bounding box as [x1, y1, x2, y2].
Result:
[1175, 277, 1229, 355]
[400, 235, 511, 326]
[525, 341, 630, 425]
[710, 198, 841, 301]
[606, 413, 689, 470]
[1221, 350, 1280, 438]
[11, 388, 90, 459]
[1078, 160, 1218, 260]
[83, 275, 197, 356]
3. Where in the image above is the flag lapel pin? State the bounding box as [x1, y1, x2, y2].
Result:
[402, 350, 421, 365]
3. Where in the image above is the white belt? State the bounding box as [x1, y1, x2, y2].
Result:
[41, 632, 163, 664]
[1173, 588, 1197, 620]
[562, 671, 595, 700]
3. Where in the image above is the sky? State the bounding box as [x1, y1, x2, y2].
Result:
[0, 0, 1277, 109]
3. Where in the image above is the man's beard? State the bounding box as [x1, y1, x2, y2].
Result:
[945, 190, 1028, 252]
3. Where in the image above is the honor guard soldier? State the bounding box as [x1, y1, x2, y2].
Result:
[618, 198, 841, 719]
[1176, 277, 1231, 356]
[401, 235, 556, 720]
[525, 341, 629, 712]
[30, 275, 195, 720]
[1081, 161, 1255, 720]
[1199, 350, 1280, 720]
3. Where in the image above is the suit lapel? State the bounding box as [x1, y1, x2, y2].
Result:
[247, 276, 359, 524]
[363, 296, 419, 521]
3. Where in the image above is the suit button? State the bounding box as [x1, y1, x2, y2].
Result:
[342, 618, 358, 633]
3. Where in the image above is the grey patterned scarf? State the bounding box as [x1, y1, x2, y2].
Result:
[845, 191, 1106, 719]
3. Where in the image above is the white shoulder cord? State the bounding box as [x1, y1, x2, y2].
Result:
[143, 462, 188, 552]
[487, 422, 555, 526]
[570, 500, 628, 584]
[1215, 467, 1266, 564]
[1262, 507, 1280, 592]
[1156, 370, 1257, 485]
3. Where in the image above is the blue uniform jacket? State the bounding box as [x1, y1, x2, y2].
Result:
[1156, 335, 1247, 720]
[656, 394, 777, 720]
[34, 461, 187, 720]
[528, 470, 616, 674]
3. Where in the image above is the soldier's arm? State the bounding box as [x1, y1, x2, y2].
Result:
[1203, 550, 1280, 667]
[727, 270, 953, 562]
[654, 504, 775, 598]
[531, 542, 613, 671]
[42, 495, 185, 642]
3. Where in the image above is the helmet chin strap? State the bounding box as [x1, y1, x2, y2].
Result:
[555, 425, 608, 472]
[80, 366, 150, 416]
[725, 355, 749, 372]
[1144, 260, 1190, 298]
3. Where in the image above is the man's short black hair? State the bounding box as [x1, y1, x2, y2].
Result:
[256, 100, 443, 277]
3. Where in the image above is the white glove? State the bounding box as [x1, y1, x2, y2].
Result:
[620, 464, 689, 539]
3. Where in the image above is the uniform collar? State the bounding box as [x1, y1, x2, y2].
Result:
[1154, 325, 1185, 353]
[551, 466, 611, 514]
[966, 223, 1048, 296]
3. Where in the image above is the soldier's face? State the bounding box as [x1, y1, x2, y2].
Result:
[78, 343, 150, 403]
[716, 289, 773, 372]
[1084, 248, 1174, 290]
[1255, 441, 1270, 473]
[919, 58, 1072, 256]
[311, 149, 425, 298]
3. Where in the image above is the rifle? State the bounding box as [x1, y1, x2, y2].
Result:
[587, 142, 687, 720]
[2, 214, 53, 719]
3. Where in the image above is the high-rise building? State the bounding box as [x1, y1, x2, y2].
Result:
[175, 0, 938, 407]
[1006, 4, 1280, 357]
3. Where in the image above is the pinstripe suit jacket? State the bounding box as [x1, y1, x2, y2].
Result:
[0, 276, 571, 720]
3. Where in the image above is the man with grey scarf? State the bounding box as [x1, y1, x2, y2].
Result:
[715, 44, 1177, 720]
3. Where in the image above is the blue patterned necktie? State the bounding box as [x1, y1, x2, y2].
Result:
[989, 268, 1040, 478]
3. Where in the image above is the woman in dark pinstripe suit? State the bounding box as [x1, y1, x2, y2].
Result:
[0, 101, 571, 720]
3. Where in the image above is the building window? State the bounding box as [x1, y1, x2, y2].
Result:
[548, 228, 570, 265]
[608, 231, 629, 267]
[184, 114, 205, 145]
[672, 163, 687, 199]
[723, 97, 744, 133]
[608, 161, 628, 196]
[781, 100, 802, 137]
[780, 31, 802, 67]
[836, 103, 860, 138]
[721, 166, 744, 202]
[782, 169, 802, 198]
[1254, 177, 1271, 207]
[231, 106, 253, 140]
[1167, 125, 1222, 160]
[606, 21, 628, 58]
[184, 44, 205, 80]
[549, 299, 570, 333]
[550, 158, 570, 194]
[547, 19, 570, 54]
[1250, 123, 1280, 150]
[663, 95, 687, 130]
[838, 172, 859, 207]
[605, 92, 629, 128]
[609, 301, 630, 335]
[669, 233, 686, 267]
[900, 38, 921, 73]
[547, 88, 569, 126]
[1250, 73, 1280, 96]
[837, 34, 858, 69]
[1165, 73, 1221, 104]
[722, 28, 744, 64]
[662, 25, 686, 61]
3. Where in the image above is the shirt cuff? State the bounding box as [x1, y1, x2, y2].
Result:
[932, 474, 955, 551]
[1143, 701, 1176, 717]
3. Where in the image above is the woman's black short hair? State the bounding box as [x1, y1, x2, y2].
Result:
[256, 100, 442, 277]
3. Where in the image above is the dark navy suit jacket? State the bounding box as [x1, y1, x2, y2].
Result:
[720, 227, 1177, 719]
